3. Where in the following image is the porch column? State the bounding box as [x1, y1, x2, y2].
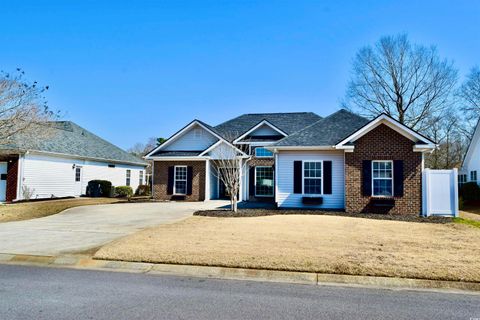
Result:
[205, 159, 210, 201]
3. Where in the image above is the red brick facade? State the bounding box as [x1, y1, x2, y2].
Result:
[345, 124, 422, 215]
[6, 157, 19, 202]
[153, 161, 206, 201]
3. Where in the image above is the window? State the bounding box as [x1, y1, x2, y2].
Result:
[459, 174, 467, 185]
[126, 170, 131, 186]
[75, 167, 81, 182]
[139, 171, 144, 185]
[303, 161, 322, 194]
[255, 166, 274, 197]
[372, 161, 393, 197]
[174, 166, 187, 195]
[255, 147, 273, 158]
[471, 171, 477, 182]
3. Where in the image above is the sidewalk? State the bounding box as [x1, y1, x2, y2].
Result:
[1, 253, 479, 294]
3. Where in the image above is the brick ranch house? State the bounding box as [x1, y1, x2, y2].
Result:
[145, 109, 436, 215]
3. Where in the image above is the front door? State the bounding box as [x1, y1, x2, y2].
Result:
[74, 166, 83, 196]
[0, 162, 7, 202]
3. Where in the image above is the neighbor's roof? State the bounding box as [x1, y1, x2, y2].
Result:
[0, 121, 146, 165]
[214, 112, 322, 141]
[273, 109, 370, 147]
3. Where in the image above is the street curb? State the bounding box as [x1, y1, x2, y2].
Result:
[0, 253, 479, 293]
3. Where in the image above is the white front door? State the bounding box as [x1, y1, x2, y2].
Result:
[74, 166, 83, 196]
[0, 162, 7, 202]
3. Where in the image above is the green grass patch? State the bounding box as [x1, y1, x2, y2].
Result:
[453, 217, 480, 228]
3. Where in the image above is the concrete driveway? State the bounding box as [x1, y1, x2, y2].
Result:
[0, 201, 228, 256]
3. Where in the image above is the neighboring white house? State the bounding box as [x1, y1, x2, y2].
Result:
[0, 121, 147, 202]
[460, 119, 480, 185]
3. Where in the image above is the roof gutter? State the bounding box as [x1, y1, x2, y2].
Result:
[26, 150, 148, 166]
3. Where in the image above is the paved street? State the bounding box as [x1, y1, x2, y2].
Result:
[0, 201, 228, 255]
[0, 264, 478, 320]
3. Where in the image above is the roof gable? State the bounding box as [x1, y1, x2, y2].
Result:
[335, 113, 436, 149]
[233, 120, 287, 143]
[214, 112, 322, 141]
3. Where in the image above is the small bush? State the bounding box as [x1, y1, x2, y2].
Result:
[86, 180, 113, 198]
[459, 182, 480, 203]
[115, 186, 133, 198]
[135, 185, 151, 196]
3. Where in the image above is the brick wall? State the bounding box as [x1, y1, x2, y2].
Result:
[6, 157, 19, 202]
[345, 124, 422, 215]
[153, 161, 206, 201]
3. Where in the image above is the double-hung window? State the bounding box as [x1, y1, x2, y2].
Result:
[255, 147, 273, 158]
[126, 170, 131, 186]
[303, 161, 322, 194]
[372, 161, 393, 197]
[139, 171, 144, 185]
[459, 174, 467, 185]
[174, 166, 187, 195]
[471, 171, 477, 182]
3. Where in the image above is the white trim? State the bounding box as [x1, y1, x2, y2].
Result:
[371, 160, 393, 197]
[16, 154, 25, 201]
[145, 120, 247, 159]
[173, 165, 187, 195]
[302, 160, 323, 195]
[147, 157, 209, 161]
[233, 120, 288, 144]
[254, 166, 274, 197]
[199, 140, 223, 156]
[269, 146, 337, 152]
[335, 114, 436, 149]
[274, 153, 279, 204]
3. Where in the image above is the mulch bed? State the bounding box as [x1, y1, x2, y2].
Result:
[194, 208, 453, 224]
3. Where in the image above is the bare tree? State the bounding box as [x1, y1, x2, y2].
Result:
[458, 67, 480, 138]
[424, 111, 466, 169]
[345, 34, 458, 130]
[128, 137, 165, 157]
[0, 69, 56, 146]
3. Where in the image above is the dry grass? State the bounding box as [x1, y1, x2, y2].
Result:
[0, 198, 123, 223]
[95, 215, 480, 282]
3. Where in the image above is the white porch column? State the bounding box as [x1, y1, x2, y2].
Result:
[238, 158, 243, 202]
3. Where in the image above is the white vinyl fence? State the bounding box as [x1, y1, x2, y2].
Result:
[422, 168, 459, 217]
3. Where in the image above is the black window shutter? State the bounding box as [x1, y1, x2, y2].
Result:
[393, 160, 404, 197]
[362, 160, 372, 196]
[323, 161, 332, 194]
[249, 167, 255, 196]
[186, 166, 193, 195]
[293, 161, 302, 194]
[167, 166, 174, 195]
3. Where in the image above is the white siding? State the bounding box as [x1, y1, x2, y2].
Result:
[164, 124, 218, 151]
[207, 142, 238, 159]
[250, 124, 280, 136]
[20, 153, 146, 200]
[276, 150, 345, 209]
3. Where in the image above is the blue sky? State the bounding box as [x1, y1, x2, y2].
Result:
[1, 1, 479, 149]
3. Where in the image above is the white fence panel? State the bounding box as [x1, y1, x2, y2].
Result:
[422, 168, 458, 217]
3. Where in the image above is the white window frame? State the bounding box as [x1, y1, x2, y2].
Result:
[255, 147, 274, 158]
[126, 169, 131, 186]
[255, 166, 274, 197]
[174, 165, 187, 195]
[470, 170, 477, 182]
[372, 160, 393, 197]
[302, 161, 323, 195]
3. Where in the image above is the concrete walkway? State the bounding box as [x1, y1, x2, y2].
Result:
[0, 201, 228, 256]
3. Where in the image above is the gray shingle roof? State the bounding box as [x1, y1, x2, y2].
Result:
[273, 109, 370, 146]
[214, 112, 322, 141]
[0, 121, 146, 165]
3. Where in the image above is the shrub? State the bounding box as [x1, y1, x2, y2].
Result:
[86, 180, 113, 197]
[459, 182, 480, 203]
[115, 186, 133, 198]
[135, 185, 151, 196]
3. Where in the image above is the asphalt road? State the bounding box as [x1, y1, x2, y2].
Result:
[0, 265, 478, 320]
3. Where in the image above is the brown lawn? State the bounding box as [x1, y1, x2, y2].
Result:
[95, 215, 480, 282]
[0, 197, 123, 223]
